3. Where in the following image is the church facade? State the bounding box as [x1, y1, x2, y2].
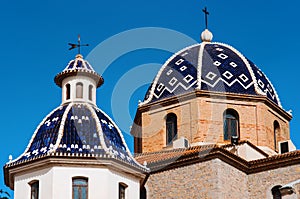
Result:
[3, 24, 300, 199]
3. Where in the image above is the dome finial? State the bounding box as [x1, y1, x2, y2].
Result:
[68, 34, 89, 55]
[201, 29, 213, 42]
[201, 7, 213, 42]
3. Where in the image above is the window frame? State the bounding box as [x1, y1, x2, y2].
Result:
[273, 120, 280, 151]
[223, 109, 239, 141]
[72, 177, 88, 199]
[119, 182, 128, 199]
[88, 85, 93, 101]
[166, 113, 178, 145]
[76, 82, 83, 99]
[66, 83, 71, 100]
[29, 180, 39, 199]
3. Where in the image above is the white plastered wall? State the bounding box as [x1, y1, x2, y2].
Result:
[61, 76, 97, 105]
[14, 166, 141, 199]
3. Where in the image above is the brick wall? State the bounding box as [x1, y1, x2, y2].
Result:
[140, 95, 290, 153]
[248, 164, 300, 198]
[145, 159, 248, 199]
[145, 158, 300, 199]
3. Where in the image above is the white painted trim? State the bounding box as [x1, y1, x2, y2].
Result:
[197, 42, 206, 89]
[93, 106, 148, 170]
[53, 103, 73, 152]
[63, 56, 96, 71]
[9, 106, 64, 163]
[254, 65, 282, 107]
[87, 104, 109, 152]
[140, 43, 201, 106]
[211, 42, 265, 96]
[140, 41, 282, 108]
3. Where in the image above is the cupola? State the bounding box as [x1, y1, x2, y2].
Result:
[54, 54, 103, 105]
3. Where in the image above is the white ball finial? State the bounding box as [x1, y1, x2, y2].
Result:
[201, 29, 213, 42]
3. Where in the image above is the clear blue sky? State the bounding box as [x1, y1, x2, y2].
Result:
[1, 0, 299, 195]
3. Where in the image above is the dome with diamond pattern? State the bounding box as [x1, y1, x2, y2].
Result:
[142, 33, 281, 107]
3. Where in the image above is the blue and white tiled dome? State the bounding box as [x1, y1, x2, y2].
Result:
[8, 54, 146, 171]
[9, 103, 145, 170]
[142, 41, 281, 107]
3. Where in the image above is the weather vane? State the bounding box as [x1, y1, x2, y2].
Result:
[202, 7, 209, 29]
[68, 34, 89, 55]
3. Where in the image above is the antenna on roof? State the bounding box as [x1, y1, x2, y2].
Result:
[68, 34, 89, 55]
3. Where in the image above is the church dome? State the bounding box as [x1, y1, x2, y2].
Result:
[9, 103, 144, 169]
[7, 54, 146, 171]
[142, 41, 281, 107]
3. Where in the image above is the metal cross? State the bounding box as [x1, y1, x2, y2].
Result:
[68, 34, 89, 55]
[202, 7, 209, 29]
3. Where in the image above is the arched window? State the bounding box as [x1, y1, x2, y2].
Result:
[29, 180, 39, 199]
[140, 186, 147, 199]
[76, 83, 83, 99]
[119, 182, 128, 199]
[223, 109, 239, 141]
[274, 121, 280, 151]
[88, 85, 93, 101]
[66, 84, 71, 100]
[72, 177, 88, 199]
[166, 113, 177, 145]
[271, 185, 282, 199]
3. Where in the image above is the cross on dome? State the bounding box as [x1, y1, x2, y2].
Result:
[201, 7, 213, 42]
[202, 7, 209, 29]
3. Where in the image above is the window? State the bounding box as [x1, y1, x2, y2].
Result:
[274, 121, 280, 151]
[72, 177, 88, 199]
[66, 84, 71, 100]
[119, 183, 128, 199]
[280, 142, 289, 154]
[88, 85, 93, 101]
[166, 113, 177, 145]
[271, 185, 282, 199]
[140, 186, 147, 199]
[76, 83, 83, 98]
[29, 180, 39, 199]
[223, 109, 239, 141]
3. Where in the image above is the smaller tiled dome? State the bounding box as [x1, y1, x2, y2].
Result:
[8, 103, 146, 170]
[6, 54, 147, 172]
[54, 54, 104, 88]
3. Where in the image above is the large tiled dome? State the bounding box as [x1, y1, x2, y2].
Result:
[142, 41, 281, 107]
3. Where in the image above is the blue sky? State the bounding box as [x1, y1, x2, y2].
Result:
[1, 0, 300, 195]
